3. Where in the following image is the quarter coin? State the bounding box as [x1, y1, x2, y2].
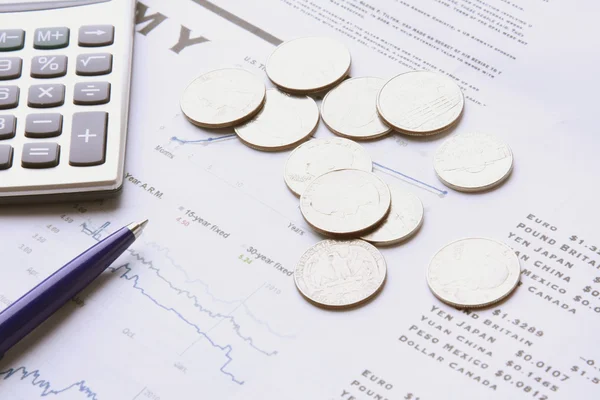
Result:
[427, 238, 521, 308]
[434, 132, 513, 192]
[284, 138, 372, 196]
[235, 89, 319, 151]
[266, 37, 351, 94]
[321, 77, 392, 140]
[180, 68, 266, 129]
[361, 185, 424, 245]
[377, 71, 464, 135]
[300, 169, 391, 236]
[294, 239, 387, 308]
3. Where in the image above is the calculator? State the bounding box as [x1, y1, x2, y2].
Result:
[0, 0, 135, 203]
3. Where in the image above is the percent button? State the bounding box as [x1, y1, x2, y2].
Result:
[31, 55, 68, 78]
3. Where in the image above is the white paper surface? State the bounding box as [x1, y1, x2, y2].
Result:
[1, 0, 599, 399]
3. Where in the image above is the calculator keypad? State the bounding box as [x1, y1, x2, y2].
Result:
[0, 144, 13, 169]
[0, 57, 22, 80]
[25, 113, 62, 138]
[0, 23, 115, 173]
[21, 142, 60, 169]
[28, 84, 65, 108]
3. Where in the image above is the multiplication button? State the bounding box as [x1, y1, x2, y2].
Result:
[25, 114, 63, 138]
[22, 142, 60, 169]
[28, 84, 65, 108]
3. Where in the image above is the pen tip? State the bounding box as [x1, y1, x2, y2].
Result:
[128, 219, 149, 239]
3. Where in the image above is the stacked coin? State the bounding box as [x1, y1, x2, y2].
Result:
[179, 36, 520, 310]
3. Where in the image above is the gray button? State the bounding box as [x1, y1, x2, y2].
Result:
[0, 30, 25, 51]
[73, 82, 110, 105]
[76, 53, 112, 76]
[70, 112, 107, 166]
[0, 57, 22, 80]
[34, 27, 70, 49]
[0, 115, 16, 139]
[31, 55, 68, 78]
[79, 25, 114, 47]
[22, 142, 60, 168]
[0, 85, 19, 109]
[25, 113, 62, 138]
[28, 84, 65, 108]
[0, 144, 13, 170]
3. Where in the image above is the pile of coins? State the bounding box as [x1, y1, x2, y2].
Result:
[180, 36, 519, 310]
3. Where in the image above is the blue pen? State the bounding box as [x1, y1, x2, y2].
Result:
[0, 219, 148, 358]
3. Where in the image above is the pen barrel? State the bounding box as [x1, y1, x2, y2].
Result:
[0, 227, 135, 357]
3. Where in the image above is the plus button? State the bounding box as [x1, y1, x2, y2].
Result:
[78, 129, 97, 143]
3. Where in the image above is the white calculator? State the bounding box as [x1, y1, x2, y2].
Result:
[0, 0, 135, 203]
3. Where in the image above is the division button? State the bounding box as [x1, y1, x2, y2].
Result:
[0, 30, 25, 51]
[78, 25, 114, 47]
[31, 55, 68, 78]
[25, 113, 63, 138]
[28, 84, 65, 108]
[0, 144, 13, 170]
[0, 85, 19, 109]
[22, 142, 60, 168]
[33, 27, 70, 49]
[0, 115, 16, 139]
[76, 53, 112, 76]
[0, 57, 22, 80]
[69, 112, 108, 166]
[73, 82, 110, 105]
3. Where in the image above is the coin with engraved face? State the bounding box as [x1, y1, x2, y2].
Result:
[377, 71, 464, 135]
[294, 239, 387, 308]
[180, 68, 266, 128]
[361, 185, 424, 245]
[266, 37, 351, 94]
[427, 238, 521, 308]
[284, 138, 372, 196]
[321, 77, 391, 140]
[434, 132, 513, 192]
[235, 89, 319, 151]
[300, 169, 391, 236]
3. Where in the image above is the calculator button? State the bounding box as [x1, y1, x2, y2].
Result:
[76, 53, 112, 76]
[0, 86, 19, 109]
[73, 82, 110, 105]
[69, 112, 108, 166]
[25, 113, 62, 138]
[0, 145, 13, 170]
[28, 84, 65, 108]
[0, 30, 25, 52]
[0, 115, 16, 139]
[0, 57, 22, 80]
[78, 25, 114, 47]
[31, 55, 67, 78]
[22, 142, 60, 169]
[34, 27, 70, 50]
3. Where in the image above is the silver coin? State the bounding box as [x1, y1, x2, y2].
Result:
[180, 68, 266, 129]
[284, 138, 372, 196]
[266, 37, 351, 94]
[361, 185, 423, 245]
[300, 169, 391, 236]
[234, 89, 319, 151]
[377, 71, 464, 135]
[434, 132, 513, 192]
[294, 239, 387, 308]
[427, 238, 521, 308]
[321, 77, 392, 140]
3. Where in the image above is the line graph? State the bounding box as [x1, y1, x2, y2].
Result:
[0, 366, 98, 399]
[170, 134, 237, 145]
[373, 161, 448, 195]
